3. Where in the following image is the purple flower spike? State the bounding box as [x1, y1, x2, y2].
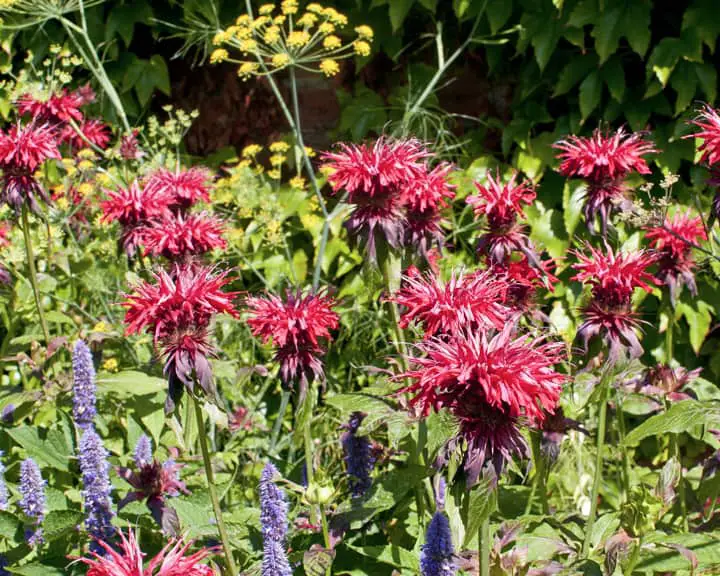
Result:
[420, 511, 456, 576]
[259, 463, 292, 576]
[19, 458, 45, 546]
[134, 434, 153, 469]
[72, 340, 97, 429]
[341, 412, 375, 497]
[79, 427, 115, 552]
[0, 452, 8, 511]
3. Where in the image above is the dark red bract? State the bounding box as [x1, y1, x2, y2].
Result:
[246, 290, 339, 388]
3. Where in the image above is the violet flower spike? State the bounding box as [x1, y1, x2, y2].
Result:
[259, 463, 292, 576]
[134, 434, 153, 469]
[420, 511, 456, 576]
[0, 452, 8, 511]
[341, 412, 375, 497]
[72, 340, 97, 429]
[19, 458, 45, 546]
[79, 427, 115, 552]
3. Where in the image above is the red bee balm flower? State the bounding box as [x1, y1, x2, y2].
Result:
[554, 128, 656, 235]
[490, 255, 557, 312]
[0, 122, 60, 213]
[123, 265, 239, 412]
[321, 138, 430, 259]
[466, 171, 537, 264]
[397, 326, 566, 484]
[645, 211, 707, 303]
[101, 181, 172, 255]
[61, 119, 111, 151]
[686, 104, 720, 167]
[77, 529, 217, 576]
[144, 167, 211, 212]
[17, 89, 84, 126]
[141, 212, 226, 261]
[572, 245, 658, 360]
[246, 290, 339, 389]
[391, 270, 509, 337]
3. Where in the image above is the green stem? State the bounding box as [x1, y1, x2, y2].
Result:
[525, 431, 548, 515]
[672, 434, 689, 531]
[582, 368, 611, 558]
[193, 397, 239, 576]
[479, 516, 491, 576]
[320, 506, 332, 575]
[616, 391, 631, 503]
[665, 305, 674, 364]
[623, 537, 641, 576]
[21, 207, 50, 344]
[270, 388, 291, 452]
[302, 391, 319, 524]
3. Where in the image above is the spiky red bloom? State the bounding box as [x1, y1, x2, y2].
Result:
[0, 222, 9, 248]
[101, 181, 172, 255]
[144, 167, 211, 211]
[61, 119, 111, 151]
[119, 130, 144, 161]
[246, 290, 339, 387]
[118, 459, 189, 535]
[554, 128, 656, 234]
[645, 211, 707, 302]
[17, 90, 84, 125]
[398, 327, 565, 482]
[686, 104, 720, 166]
[141, 212, 226, 260]
[77, 529, 217, 576]
[391, 270, 509, 337]
[490, 255, 557, 312]
[466, 171, 537, 264]
[572, 245, 658, 359]
[321, 138, 431, 258]
[0, 122, 61, 213]
[123, 265, 239, 411]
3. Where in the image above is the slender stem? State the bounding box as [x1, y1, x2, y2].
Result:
[270, 388, 291, 452]
[672, 434, 689, 531]
[192, 397, 239, 576]
[320, 506, 332, 575]
[623, 537, 642, 576]
[616, 391, 631, 503]
[525, 430, 548, 515]
[21, 207, 50, 344]
[479, 516, 490, 576]
[665, 305, 674, 363]
[582, 368, 611, 558]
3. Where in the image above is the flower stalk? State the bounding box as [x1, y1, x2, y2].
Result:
[192, 396, 238, 576]
[479, 516, 491, 576]
[21, 206, 49, 344]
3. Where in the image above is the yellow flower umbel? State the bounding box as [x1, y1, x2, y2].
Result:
[213, 1, 374, 80]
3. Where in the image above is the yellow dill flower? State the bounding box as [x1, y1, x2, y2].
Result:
[102, 358, 119, 373]
[212, 30, 229, 45]
[267, 169, 281, 179]
[290, 175, 306, 190]
[238, 206, 253, 218]
[271, 53, 291, 67]
[77, 160, 94, 172]
[77, 148, 97, 160]
[353, 40, 371, 57]
[355, 25, 374, 40]
[323, 35, 342, 50]
[318, 164, 335, 177]
[236, 14, 251, 26]
[225, 25, 240, 36]
[306, 3, 323, 13]
[49, 44, 62, 54]
[287, 30, 310, 48]
[242, 144, 263, 158]
[210, 48, 229, 63]
[324, 8, 347, 26]
[281, 0, 298, 15]
[273, 14, 286, 24]
[318, 21, 335, 34]
[259, 3, 274, 14]
[239, 38, 258, 52]
[235, 27, 253, 40]
[252, 15, 270, 28]
[238, 62, 259, 78]
[264, 25, 281, 43]
[319, 59, 339, 77]
[304, 146, 316, 157]
[297, 13, 318, 27]
[254, 164, 265, 175]
[92, 321, 109, 333]
[237, 159, 252, 169]
[269, 141, 290, 152]
[300, 212, 323, 230]
[270, 154, 286, 166]
[96, 173, 112, 186]
[55, 197, 69, 211]
[227, 227, 245, 243]
[77, 182, 94, 196]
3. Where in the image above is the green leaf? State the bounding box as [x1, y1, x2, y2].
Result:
[44, 310, 75, 325]
[43, 510, 83, 542]
[579, 69, 602, 120]
[346, 543, 419, 571]
[463, 477, 497, 547]
[486, 0, 513, 34]
[568, 0, 597, 28]
[0, 511, 22, 541]
[531, 17, 559, 72]
[325, 393, 395, 434]
[602, 56, 625, 102]
[670, 61, 698, 116]
[417, 0, 438, 11]
[621, 2, 651, 57]
[96, 370, 165, 397]
[695, 61, 717, 102]
[677, 300, 713, 354]
[389, 0, 414, 31]
[554, 54, 598, 97]
[8, 565, 66, 576]
[7, 426, 72, 471]
[682, 0, 720, 54]
[337, 86, 387, 141]
[624, 400, 720, 446]
[591, 7, 622, 64]
[648, 38, 682, 87]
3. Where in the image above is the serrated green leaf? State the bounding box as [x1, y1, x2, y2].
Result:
[0, 511, 22, 541]
[591, 7, 622, 64]
[554, 54, 598, 97]
[96, 370, 165, 397]
[602, 56, 625, 102]
[8, 565, 65, 576]
[682, 0, 720, 54]
[463, 477, 497, 547]
[579, 69, 602, 119]
[389, 0, 414, 30]
[624, 400, 720, 446]
[7, 426, 72, 471]
[621, 2, 651, 57]
[695, 61, 717, 102]
[670, 61, 698, 116]
[648, 38, 682, 87]
[567, 0, 597, 28]
[43, 510, 83, 542]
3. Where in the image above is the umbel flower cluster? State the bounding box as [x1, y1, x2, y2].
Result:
[211, 1, 374, 79]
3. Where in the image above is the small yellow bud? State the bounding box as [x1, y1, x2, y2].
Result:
[212, 30, 228, 45]
[210, 48, 229, 63]
[271, 53, 291, 67]
[353, 40, 371, 57]
[281, 0, 298, 15]
[323, 35, 341, 50]
[273, 14, 286, 24]
[258, 3, 274, 14]
[318, 21, 335, 34]
[269, 141, 290, 152]
[264, 25, 281, 44]
[237, 62, 259, 78]
[102, 358, 119, 373]
[92, 321, 109, 333]
[297, 13, 318, 27]
[319, 59, 339, 77]
[236, 14, 251, 26]
[270, 154, 286, 166]
[306, 3, 323, 13]
[304, 146, 316, 158]
[240, 38, 258, 52]
[287, 30, 310, 48]
[267, 169, 281, 179]
[290, 175, 306, 190]
[242, 144, 263, 158]
[354, 25, 374, 40]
